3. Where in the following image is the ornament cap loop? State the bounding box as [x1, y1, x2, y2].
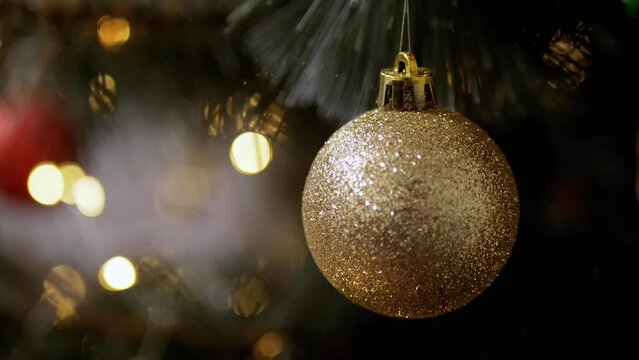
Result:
[377, 52, 436, 111]
[394, 52, 418, 76]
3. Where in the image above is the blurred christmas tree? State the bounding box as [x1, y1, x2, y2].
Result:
[0, 0, 637, 359]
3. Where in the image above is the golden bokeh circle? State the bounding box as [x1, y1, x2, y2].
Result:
[229, 132, 272, 175]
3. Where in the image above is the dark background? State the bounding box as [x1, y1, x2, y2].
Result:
[0, 0, 637, 359]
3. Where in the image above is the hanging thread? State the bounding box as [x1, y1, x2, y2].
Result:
[398, 0, 412, 53]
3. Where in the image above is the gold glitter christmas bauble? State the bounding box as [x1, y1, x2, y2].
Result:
[302, 107, 519, 318]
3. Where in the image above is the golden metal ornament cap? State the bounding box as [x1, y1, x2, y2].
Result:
[376, 52, 436, 111]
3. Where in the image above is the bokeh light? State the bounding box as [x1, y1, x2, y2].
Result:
[202, 98, 241, 138]
[27, 162, 64, 206]
[138, 254, 182, 293]
[543, 22, 592, 90]
[99, 256, 137, 291]
[259, 103, 288, 144]
[59, 162, 85, 205]
[229, 132, 272, 175]
[228, 275, 269, 317]
[97, 16, 130, 50]
[73, 176, 105, 217]
[203, 94, 289, 144]
[253, 332, 285, 360]
[88, 73, 117, 115]
[43, 265, 86, 323]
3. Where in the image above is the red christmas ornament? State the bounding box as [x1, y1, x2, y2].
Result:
[0, 94, 77, 200]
